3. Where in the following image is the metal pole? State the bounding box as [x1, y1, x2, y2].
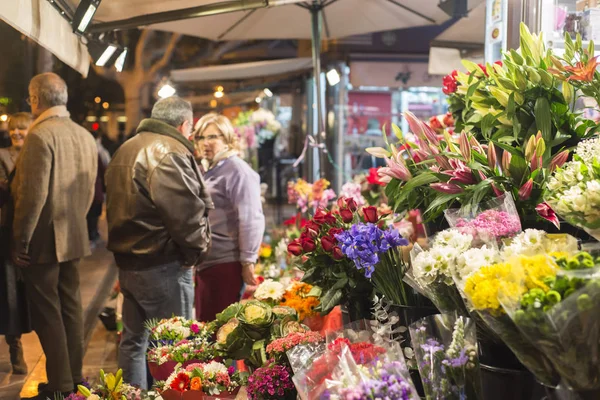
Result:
[309, 3, 324, 182]
[334, 63, 348, 194]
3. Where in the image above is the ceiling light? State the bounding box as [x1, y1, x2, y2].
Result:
[214, 91, 224, 99]
[0, 115, 7, 122]
[88, 39, 124, 68]
[158, 84, 176, 99]
[255, 97, 262, 103]
[216, 85, 224, 92]
[263, 88, 273, 97]
[326, 69, 341, 86]
[210, 99, 218, 108]
[73, 0, 102, 34]
[102, 102, 109, 109]
[114, 48, 127, 72]
[94, 97, 101, 104]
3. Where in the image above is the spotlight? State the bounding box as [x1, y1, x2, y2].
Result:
[210, 99, 218, 108]
[214, 91, 224, 99]
[438, 0, 468, 18]
[114, 48, 128, 72]
[263, 88, 273, 97]
[255, 97, 262, 103]
[102, 102, 109, 109]
[0, 114, 7, 122]
[88, 39, 124, 68]
[216, 85, 224, 92]
[94, 96, 101, 104]
[72, 0, 102, 34]
[326, 69, 341, 86]
[158, 84, 176, 99]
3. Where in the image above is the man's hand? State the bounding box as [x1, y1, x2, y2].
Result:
[12, 249, 30, 268]
[241, 263, 258, 286]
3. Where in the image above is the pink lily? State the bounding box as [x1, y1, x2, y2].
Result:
[478, 170, 487, 181]
[431, 182, 464, 194]
[412, 149, 429, 163]
[379, 153, 412, 182]
[549, 150, 569, 172]
[492, 183, 504, 197]
[469, 135, 485, 154]
[487, 142, 497, 170]
[434, 155, 452, 170]
[530, 152, 542, 171]
[405, 111, 440, 146]
[459, 131, 472, 161]
[518, 178, 534, 201]
[443, 159, 476, 185]
[536, 202, 560, 229]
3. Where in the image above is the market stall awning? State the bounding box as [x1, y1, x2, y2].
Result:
[428, 1, 485, 75]
[184, 90, 262, 107]
[171, 58, 312, 83]
[0, 0, 90, 77]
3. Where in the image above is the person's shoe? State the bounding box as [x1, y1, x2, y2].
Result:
[8, 337, 28, 375]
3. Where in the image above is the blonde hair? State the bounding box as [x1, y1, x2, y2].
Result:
[8, 112, 33, 131]
[194, 113, 240, 151]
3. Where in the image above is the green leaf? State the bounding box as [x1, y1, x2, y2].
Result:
[509, 154, 527, 185]
[462, 59, 482, 74]
[318, 290, 343, 314]
[506, 92, 516, 119]
[534, 97, 552, 158]
[302, 267, 319, 283]
[492, 140, 522, 157]
[589, 40, 595, 58]
[550, 130, 571, 147]
[332, 277, 349, 291]
[399, 172, 438, 194]
[392, 124, 403, 140]
[498, 77, 518, 90]
[481, 113, 499, 139]
[425, 193, 461, 214]
[510, 49, 524, 65]
[471, 179, 492, 205]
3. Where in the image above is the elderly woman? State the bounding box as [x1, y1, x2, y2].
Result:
[193, 113, 265, 321]
[0, 112, 33, 375]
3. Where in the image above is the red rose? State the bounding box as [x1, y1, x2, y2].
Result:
[429, 116, 443, 131]
[442, 70, 458, 95]
[301, 237, 316, 252]
[345, 197, 358, 212]
[304, 221, 321, 238]
[332, 247, 344, 260]
[328, 227, 344, 237]
[362, 206, 378, 223]
[337, 197, 347, 209]
[314, 209, 336, 225]
[340, 208, 353, 223]
[442, 112, 454, 127]
[366, 167, 384, 186]
[287, 239, 302, 256]
[321, 236, 336, 252]
[302, 255, 309, 263]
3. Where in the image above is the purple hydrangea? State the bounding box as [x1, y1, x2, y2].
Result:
[335, 223, 408, 278]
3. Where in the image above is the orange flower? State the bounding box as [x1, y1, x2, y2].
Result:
[564, 56, 599, 82]
[190, 377, 202, 391]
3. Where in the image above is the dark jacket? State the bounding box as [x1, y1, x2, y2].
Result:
[105, 118, 213, 269]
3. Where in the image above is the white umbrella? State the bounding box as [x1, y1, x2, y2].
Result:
[82, 0, 484, 179]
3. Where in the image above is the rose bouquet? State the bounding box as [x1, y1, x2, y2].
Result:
[287, 178, 336, 213]
[247, 360, 296, 400]
[499, 249, 600, 396]
[409, 314, 482, 400]
[546, 136, 600, 239]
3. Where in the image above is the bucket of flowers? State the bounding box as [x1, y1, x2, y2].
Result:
[160, 361, 247, 400]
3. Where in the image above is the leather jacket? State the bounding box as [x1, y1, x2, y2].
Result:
[105, 119, 213, 269]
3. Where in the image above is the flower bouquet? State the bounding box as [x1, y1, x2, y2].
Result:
[352, 168, 386, 207]
[545, 136, 600, 240]
[70, 369, 162, 400]
[499, 249, 600, 397]
[287, 178, 336, 213]
[160, 361, 247, 400]
[280, 282, 321, 326]
[247, 360, 296, 400]
[266, 331, 324, 365]
[409, 314, 482, 400]
[147, 337, 216, 381]
[444, 193, 522, 244]
[250, 108, 282, 146]
[146, 317, 213, 348]
[408, 229, 473, 314]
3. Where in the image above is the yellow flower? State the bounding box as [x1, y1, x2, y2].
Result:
[244, 304, 267, 321]
[260, 244, 273, 259]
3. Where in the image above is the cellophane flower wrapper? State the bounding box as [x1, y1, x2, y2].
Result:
[546, 137, 600, 239]
[444, 193, 522, 245]
[499, 248, 600, 394]
[409, 314, 483, 400]
[457, 252, 561, 387]
[321, 343, 419, 400]
[290, 343, 348, 400]
[408, 238, 469, 315]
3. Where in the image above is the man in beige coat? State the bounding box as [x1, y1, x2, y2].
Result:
[12, 73, 98, 399]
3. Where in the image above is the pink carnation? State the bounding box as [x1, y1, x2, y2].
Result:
[266, 331, 324, 355]
[455, 210, 521, 240]
[190, 324, 200, 334]
[185, 363, 205, 372]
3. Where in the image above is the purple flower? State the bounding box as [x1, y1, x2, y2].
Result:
[335, 223, 408, 278]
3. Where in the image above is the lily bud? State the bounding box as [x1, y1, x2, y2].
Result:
[525, 136, 536, 161]
[431, 182, 463, 194]
[492, 183, 504, 197]
[459, 131, 472, 161]
[531, 153, 541, 170]
[535, 130, 542, 141]
[501, 150, 512, 174]
[469, 135, 484, 154]
[535, 138, 546, 158]
[434, 155, 452, 170]
[549, 150, 569, 172]
[487, 142, 497, 170]
[518, 178, 534, 201]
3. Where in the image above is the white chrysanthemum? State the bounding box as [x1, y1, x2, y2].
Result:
[575, 137, 600, 165]
[456, 245, 500, 279]
[412, 251, 437, 283]
[254, 279, 286, 301]
[433, 229, 472, 251]
[202, 361, 228, 377]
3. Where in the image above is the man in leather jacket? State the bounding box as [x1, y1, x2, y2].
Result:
[105, 97, 213, 389]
